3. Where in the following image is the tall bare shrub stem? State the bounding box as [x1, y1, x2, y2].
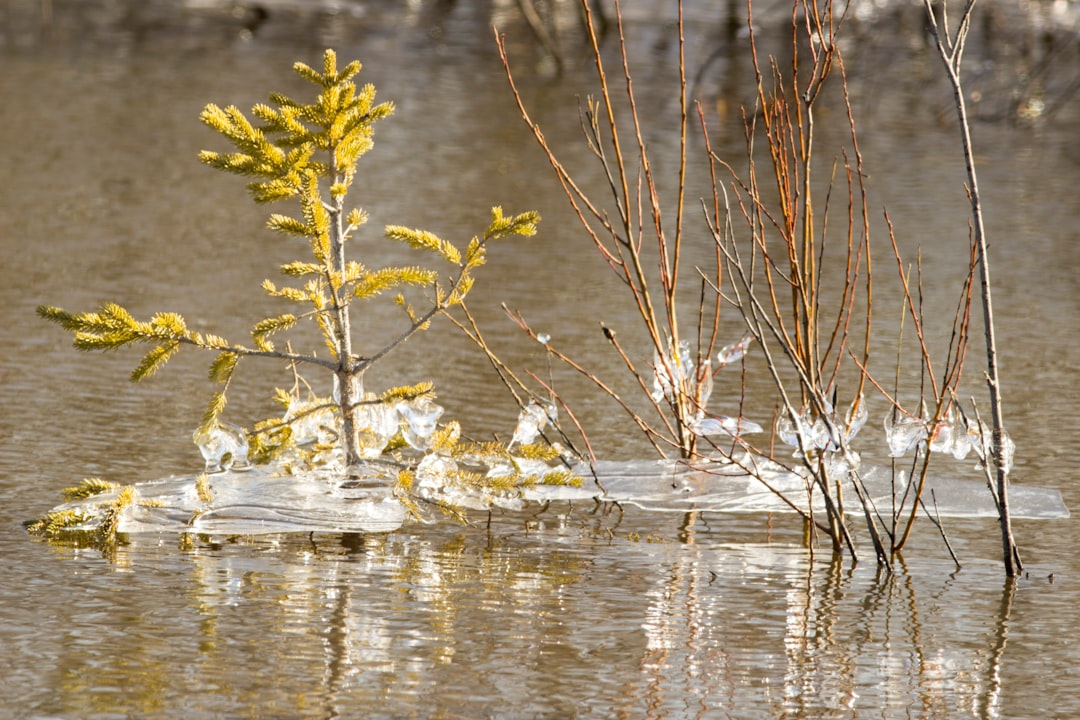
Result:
[924, 0, 1022, 576]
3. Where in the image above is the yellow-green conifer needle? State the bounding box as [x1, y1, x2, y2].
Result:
[250, 178, 299, 203]
[263, 279, 308, 303]
[292, 60, 324, 87]
[339, 59, 361, 83]
[463, 237, 486, 268]
[195, 473, 214, 503]
[384, 226, 461, 265]
[251, 314, 297, 349]
[541, 470, 582, 487]
[267, 213, 312, 237]
[514, 443, 561, 461]
[485, 207, 540, 240]
[208, 351, 239, 384]
[431, 421, 461, 452]
[446, 275, 475, 305]
[150, 312, 187, 338]
[380, 382, 435, 403]
[322, 49, 338, 80]
[202, 334, 229, 348]
[96, 486, 136, 546]
[199, 391, 229, 437]
[279, 261, 321, 277]
[131, 342, 179, 382]
[353, 266, 437, 300]
[24, 509, 90, 537]
[273, 387, 293, 407]
[36, 305, 79, 330]
[268, 91, 300, 110]
[249, 419, 293, 464]
[61, 478, 119, 500]
[343, 261, 365, 282]
[345, 208, 367, 227]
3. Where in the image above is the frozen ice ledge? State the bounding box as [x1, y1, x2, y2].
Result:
[36, 458, 1069, 537]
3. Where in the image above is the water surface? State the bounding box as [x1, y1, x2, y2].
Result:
[2, 1, 1079, 717]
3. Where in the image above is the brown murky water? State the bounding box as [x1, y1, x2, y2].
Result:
[2, 1, 1079, 717]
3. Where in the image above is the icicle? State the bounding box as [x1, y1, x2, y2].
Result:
[285, 396, 337, 446]
[353, 397, 398, 458]
[193, 421, 250, 473]
[399, 398, 444, 451]
[510, 401, 556, 447]
[691, 414, 764, 437]
[844, 394, 868, 442]
[717, 334, 752, 366]
[884, 410, 927, 457]
[651, 339, 693, 404]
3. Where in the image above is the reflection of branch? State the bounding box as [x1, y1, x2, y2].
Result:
[322, 581, 352, 719]
[978, 578, 1017, 718]
[923, 489, 961, 569]
[515, 0, 564, 76]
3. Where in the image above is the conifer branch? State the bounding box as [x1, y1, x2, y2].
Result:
[37, 302, 338, 376]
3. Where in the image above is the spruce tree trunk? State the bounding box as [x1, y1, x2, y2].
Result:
[337, 367, 364, 475]
[327, 179, 365, 476]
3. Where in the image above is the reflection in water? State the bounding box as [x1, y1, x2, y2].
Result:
[13, 508, 1039, 718]
[175, 529, 600, 717]
[629, 537, 1023, 719]
[978, 579, 1016, 719]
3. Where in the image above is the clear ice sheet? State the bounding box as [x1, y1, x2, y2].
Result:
[530, 459, 1069, 520]
[45, 458, 1067, 538]
[52, 466, 407, 536]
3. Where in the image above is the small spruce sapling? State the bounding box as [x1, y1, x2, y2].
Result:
[37, 49, 556, 512]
